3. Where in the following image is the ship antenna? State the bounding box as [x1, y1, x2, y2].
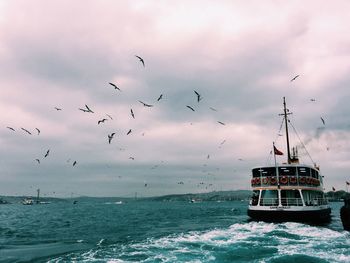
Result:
[280, 97, 292, 164]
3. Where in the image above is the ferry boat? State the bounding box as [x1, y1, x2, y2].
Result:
[247, 98, 331, 223]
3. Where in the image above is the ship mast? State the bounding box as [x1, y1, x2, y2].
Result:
[282, 97, 292, 164]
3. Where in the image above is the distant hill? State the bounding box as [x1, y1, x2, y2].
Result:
[146, 190, 252, 202]
[325, 190, 350, 202]
[0, 190, 253, 204]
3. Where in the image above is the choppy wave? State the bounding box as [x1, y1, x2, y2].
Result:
[49, 221, 350, 263]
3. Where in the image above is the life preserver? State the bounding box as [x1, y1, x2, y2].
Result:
[270, 177, 277, 185]
[262, 177, 269, 184]
[306, 177, 312, 184]
[289, 176, 297, 184]
[255, 178, 261, 185]
[299, 176, 306, 184]
[251, 178, 255, 185]
[280, 176, 288, 184]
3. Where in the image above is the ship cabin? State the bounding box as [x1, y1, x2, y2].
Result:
[250, 164, 328, 207]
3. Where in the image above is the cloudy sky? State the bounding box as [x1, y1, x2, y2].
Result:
[1, 1, 350, 197]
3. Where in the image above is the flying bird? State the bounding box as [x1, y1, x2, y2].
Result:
[138, 100, 153, 107]
[54, 107, 62, 111]
[109, 82, 121, 91]
[35, 128, 40, 135]
[135, 55, 145, 67]
[127, 129, 132, 135]
[79, 104, 94, 113]
[21, 128, 32, 135]
[186, 105, 195, 112]
[209, 107, 217, 111]
[108, 133, 115, 144]
[44, 149, 50, 158]
[6, 127, 15, 131]
[290, 75, 300, 82]
[194, 90, 202, 102]
[157, 94, 163, 101]
[106, 114, 113, 120]
[98, 118, 107, 125]
[320, 117, 325, 125]
[310, 98, 316, 102]
[217, 121, 226, 125]
[129, 157, 135, 160]
[73, 161, 77, 166]
[130, 109, 135, 119]
[35, 159, 40, 164]
[207, 154, 210, 159]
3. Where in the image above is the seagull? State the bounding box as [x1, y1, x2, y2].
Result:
[109, 82, 121, 91]
[310, 98, 316, 102]
[186, 105, 195, 112]
[98, 118, 107, 125]
[130, 109, 135, 119]
[108, 133, 115, 144]
[21, 128, 32, 135]
[209, 107, 217, 111]
[135, 55, 145, 67]
[35, 159, 40, 164]
[44, 149, 50, 158]
[35, 128, 40, 135]
[106, 114, 113, 120]
[207, 154, 210, 159]
[194, 90, 202, 102]
[217, 121, 226, 125]
[72, 161, 77, 166]
[6, 127, 15, 131]
[138, 100, 153, 107]
[79, 104, 94, 113]
[157, 94, 163, 101]
[129, 157, 135, 160]
[127, 129, 132, 135]
[54, 107, 62, 111]
[290, 75, 299, 82]
[320, 117, 325, 125]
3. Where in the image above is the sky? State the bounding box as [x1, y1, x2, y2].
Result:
[1, 1, 350, 197]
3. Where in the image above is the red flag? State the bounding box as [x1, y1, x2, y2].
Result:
[332, 187, 336, 191]
[346, 181, 350, 186]
[273, 146, 283, 155]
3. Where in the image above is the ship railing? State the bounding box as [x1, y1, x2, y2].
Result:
[257, 197, 328, 207]
[280, 198, 303, 206]
[259, 198, 279, 206]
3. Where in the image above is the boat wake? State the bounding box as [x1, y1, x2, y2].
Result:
[49, 221, 350, 262]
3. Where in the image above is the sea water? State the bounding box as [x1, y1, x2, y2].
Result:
[0, 200, 349, 262]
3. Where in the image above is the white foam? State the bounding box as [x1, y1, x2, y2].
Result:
[48, 222, 350, 263]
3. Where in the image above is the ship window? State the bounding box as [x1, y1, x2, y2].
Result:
[278, 167, 296, 176]
[311, 169, 319, 179]
[297, 167, 310, 177]
[260, 190, 278, 206]
[252, 167, 276, 177]
[281, 190, 303, 206]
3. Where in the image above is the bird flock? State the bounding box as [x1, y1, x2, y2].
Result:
[5, 63, 327, 194]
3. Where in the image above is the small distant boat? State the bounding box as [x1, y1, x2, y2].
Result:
[115, 201, 123, 205]
[247, 98, 331, 223]
[22, 198, 34, 205]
